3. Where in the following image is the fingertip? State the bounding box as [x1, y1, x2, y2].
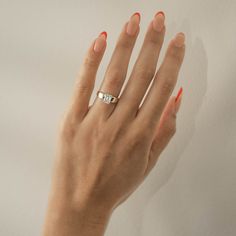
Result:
[173, 32, 185, 48]
[93, 31, 108, 53]
[100, 31, 107, 40]
[126, 12, 141, 36]
[163, 35, 186, 66]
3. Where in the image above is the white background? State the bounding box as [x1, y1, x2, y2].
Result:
[1, 0, 236, 235]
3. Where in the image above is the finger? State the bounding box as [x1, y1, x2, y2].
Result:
[91, 12, 141, 118]
[68, 31, 107, 121]
[113, 11, 166, 119]
[136, 32, 185, 132]
[144, 88, 183, 175]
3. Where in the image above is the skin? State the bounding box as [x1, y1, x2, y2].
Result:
[42, 11, 185, 236]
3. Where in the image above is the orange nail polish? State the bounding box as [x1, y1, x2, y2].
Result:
[99, 31, 107, 40]
[133, 12, 141, 19]
[175, 87, 183, 103]
[94, 31, 107, 52]
[155, 11, 165, 17]
[153, 11, 165, 32]
[126, 12, 141, 36]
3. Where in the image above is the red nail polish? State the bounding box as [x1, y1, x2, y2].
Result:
[133, 12, 141, 19]
[155, 11, 165, 17]
[175, 87, 183, 103]
[99, 31, 107, 40]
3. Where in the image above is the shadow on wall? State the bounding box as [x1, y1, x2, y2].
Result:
[108, 19, 208, 236]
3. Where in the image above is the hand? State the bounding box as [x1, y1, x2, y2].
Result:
[43, 11, 185, 236]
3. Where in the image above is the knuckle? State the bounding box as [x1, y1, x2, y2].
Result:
[105, 69, 122, 89]
[149, 34, 163, 45]
[83, 56, 98, 68]
[129, 134, 143, 148]
[171, 124, 177, 135]
[171, 112, 177, 120]
[131, 127, 150, 146]
[168, 47, 184, 63]
[149, 37, 158, 45]
[59, 113, 77, 142]
[135, 67, 155, 81]
[166, 121, 176, 136]
[117, 38, 133, 49]
[161, 79, 174, 95]
[146, 68, 155, 79]
[76, 81, 92, 95]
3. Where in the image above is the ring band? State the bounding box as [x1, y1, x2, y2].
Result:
[96, 91, 119, 104]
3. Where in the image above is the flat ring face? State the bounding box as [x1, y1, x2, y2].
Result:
[97, 91, 118, 104]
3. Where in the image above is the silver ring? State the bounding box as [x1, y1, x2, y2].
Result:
[96, 91, 119, 104]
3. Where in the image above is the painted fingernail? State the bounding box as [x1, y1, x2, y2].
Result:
[153, 11, 165, 32]
[175, 87, 183, 103]
[93, 31, 107, 52]
[126, 12, 141, 36]
[173, 32, 185, 48]
[175, 87, 183, 113]
[100, 31, 107, 40]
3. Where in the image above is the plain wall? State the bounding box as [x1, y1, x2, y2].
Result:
[0, 0, 236, 235]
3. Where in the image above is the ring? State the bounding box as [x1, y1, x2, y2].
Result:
[96, 91, 119, 104]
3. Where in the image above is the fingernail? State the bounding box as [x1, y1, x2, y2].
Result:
[173, 32, 185, 48]
[175, 87, 183, 113]
[175, 87, 183, 103]
[126, 12, 141, 36]
[93, 31, 107, 52]
[100, 31, 107, 40]
[153, 11, 165, 32]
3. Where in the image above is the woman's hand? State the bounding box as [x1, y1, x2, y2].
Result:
[43, 11, 185, 236]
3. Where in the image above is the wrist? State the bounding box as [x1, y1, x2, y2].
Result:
[42, 162, 113, 236]
[42, 192, 112, 236]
